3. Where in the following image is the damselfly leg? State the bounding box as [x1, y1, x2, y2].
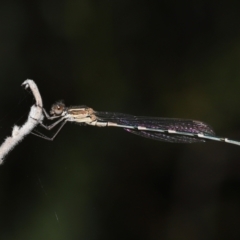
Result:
[31, 108, 68, 140]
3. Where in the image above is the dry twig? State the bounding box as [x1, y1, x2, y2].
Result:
[0, 80, 43, 164]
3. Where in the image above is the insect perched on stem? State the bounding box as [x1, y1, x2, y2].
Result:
[35, 101, 240, 146]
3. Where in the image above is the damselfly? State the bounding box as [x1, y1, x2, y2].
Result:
[36, 101, 240, 146]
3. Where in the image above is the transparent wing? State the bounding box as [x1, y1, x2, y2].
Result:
[95, 111, 215, 143]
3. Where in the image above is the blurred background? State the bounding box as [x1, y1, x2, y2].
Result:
[0, 1, 240, 239]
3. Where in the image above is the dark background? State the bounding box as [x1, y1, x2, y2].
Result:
[0, 1, 240, 239]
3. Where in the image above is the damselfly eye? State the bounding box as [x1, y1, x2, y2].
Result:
[50, 102, 65, 116]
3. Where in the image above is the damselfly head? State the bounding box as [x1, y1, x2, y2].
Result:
[50, 101, 66, 116]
